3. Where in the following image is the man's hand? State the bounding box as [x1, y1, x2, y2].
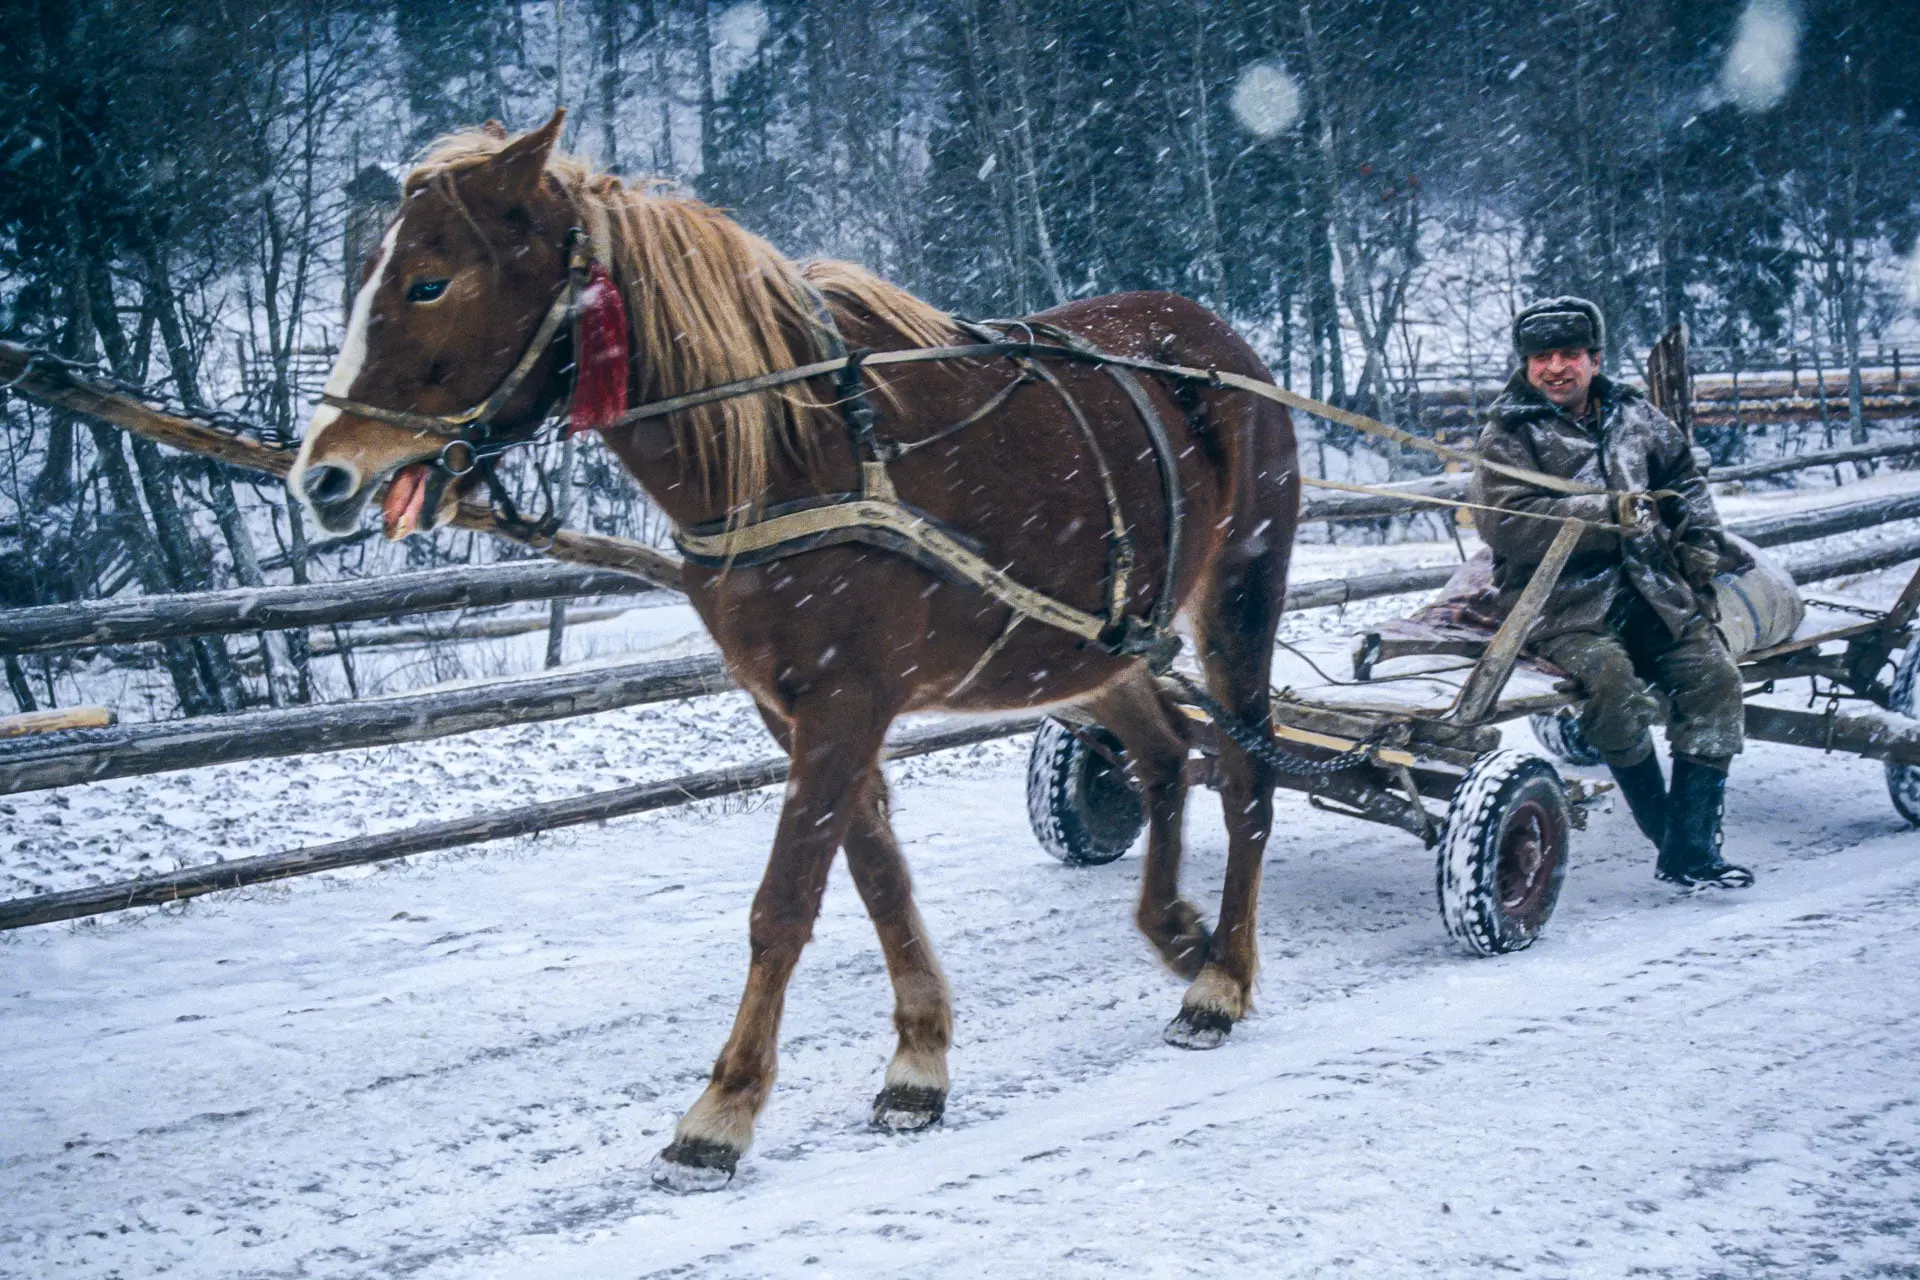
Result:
[1616, 490, 1660, 531]
[1677, 540, 1722, 593]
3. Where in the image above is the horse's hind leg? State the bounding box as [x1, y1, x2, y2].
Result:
[843, 770, 953, 1131]
[1083, 668, 1209, 980]
[1165, 475, 1293, 1049]
[653, 694, 890, 1192]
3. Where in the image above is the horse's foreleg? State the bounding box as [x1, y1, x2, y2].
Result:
[1085, 671, 1208, 979]
[842, 770, 952, 1131]
[653, 699, 889, 1192]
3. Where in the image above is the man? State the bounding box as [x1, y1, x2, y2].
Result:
[1471, 296, 1754, 888]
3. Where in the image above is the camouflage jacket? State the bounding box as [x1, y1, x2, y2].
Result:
[1469, 369, 1748, 642]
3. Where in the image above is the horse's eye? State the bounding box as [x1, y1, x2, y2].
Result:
[407, 279, 450, 304]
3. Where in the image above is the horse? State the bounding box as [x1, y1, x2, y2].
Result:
[289, 109, 1300, 1191]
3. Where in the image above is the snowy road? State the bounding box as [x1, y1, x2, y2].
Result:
[5, 711, 1919, 1278]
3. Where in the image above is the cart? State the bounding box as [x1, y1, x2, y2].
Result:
[1027, 519, 1920, 956]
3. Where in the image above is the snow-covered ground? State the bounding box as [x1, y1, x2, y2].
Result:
[4, 479, 1920, 1278]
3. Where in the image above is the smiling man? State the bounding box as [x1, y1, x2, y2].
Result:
[1470, 297, 1755, 889]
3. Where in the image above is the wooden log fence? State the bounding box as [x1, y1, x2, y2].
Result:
[9, 453, 1915, 667]
[7, 524, 1918, 798]
[0, 716, 1042, 932]
[0, 562, 1467, 795]
[0, 653, 735, 795]
[1733, 491, 1920, 550]
[1, 561, 654, 657]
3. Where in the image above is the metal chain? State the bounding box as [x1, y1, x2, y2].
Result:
[1164, 671, 1378, 778]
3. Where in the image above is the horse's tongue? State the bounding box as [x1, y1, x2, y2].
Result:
[382, 464, 432, 540]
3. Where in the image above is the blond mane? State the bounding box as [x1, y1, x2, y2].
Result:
[407, 129, 957, 521]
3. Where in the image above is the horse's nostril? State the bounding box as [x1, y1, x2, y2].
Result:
[301, 464, 357, 506]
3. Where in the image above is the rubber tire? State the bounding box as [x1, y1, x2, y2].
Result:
[1529, 708, 1605, 767]
[1887, 643, 1920, 827]
[1437, 749, 1571, 956]
[1026, 718, 1144, 866]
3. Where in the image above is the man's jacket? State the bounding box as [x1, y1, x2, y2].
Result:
[1469, 369, 1747, 642]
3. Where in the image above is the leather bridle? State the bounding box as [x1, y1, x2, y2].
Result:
[315, 229, 597, 539]
[320, 227, 591, 474]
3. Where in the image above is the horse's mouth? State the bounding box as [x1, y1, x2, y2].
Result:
[380, 463, 457, 540]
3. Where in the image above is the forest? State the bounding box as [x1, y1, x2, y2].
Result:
[3, 0, 1918, 717]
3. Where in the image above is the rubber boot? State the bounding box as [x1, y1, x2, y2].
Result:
[1656, 756, 1754, 888]
[1607, 752, 1668, 849]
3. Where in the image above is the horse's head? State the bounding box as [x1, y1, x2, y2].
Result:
[290, 110, 577, 539]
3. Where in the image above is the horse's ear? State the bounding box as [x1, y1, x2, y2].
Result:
[481, 119, 508, 140]
[488, 108, 565, 202]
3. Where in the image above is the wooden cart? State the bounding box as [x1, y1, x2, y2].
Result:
[1026, 520, 1920, 956]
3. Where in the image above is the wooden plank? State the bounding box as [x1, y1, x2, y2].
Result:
[0, 717, 1041, 932]
[0, 562, 656, 656]
[1449, 518, 1584, 725]
[0, 654, 736, 796]
[0, 707, 116, 738]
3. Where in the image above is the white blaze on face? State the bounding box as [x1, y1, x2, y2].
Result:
[291, 219, 402, 495]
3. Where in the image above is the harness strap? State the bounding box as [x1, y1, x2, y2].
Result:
[1014, 319, 1186, 644]
[674, 496, 1108, 643]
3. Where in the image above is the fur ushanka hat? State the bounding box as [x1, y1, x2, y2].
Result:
[1512, 296, 1605, 358]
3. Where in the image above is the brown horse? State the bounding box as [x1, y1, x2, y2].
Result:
[289, 110, 1300, 1191]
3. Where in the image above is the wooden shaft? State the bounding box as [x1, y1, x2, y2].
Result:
[0, 717, 1041, 933]
[1744, 703, 1920, 766]
[1448, 518, 1584, 725]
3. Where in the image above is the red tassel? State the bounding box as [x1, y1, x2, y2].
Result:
[567, 262, 631, 437]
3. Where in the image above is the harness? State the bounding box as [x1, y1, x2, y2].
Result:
[672, 309, 1188, 673]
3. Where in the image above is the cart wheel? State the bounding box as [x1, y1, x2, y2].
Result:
[1026, 718, 1144, 866]
[1887, 644, 1920, 827]
[1529, 708, 1604, 767]
[1437, 749, 1571, 956]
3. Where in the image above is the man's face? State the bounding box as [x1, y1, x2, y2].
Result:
[1525, 347, 1600, 410]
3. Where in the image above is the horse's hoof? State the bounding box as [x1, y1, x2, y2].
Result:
[1163, 1006, 1234, 1050]
[650, 1138, 739, 1193]
[871, 1083, 946, 1132]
